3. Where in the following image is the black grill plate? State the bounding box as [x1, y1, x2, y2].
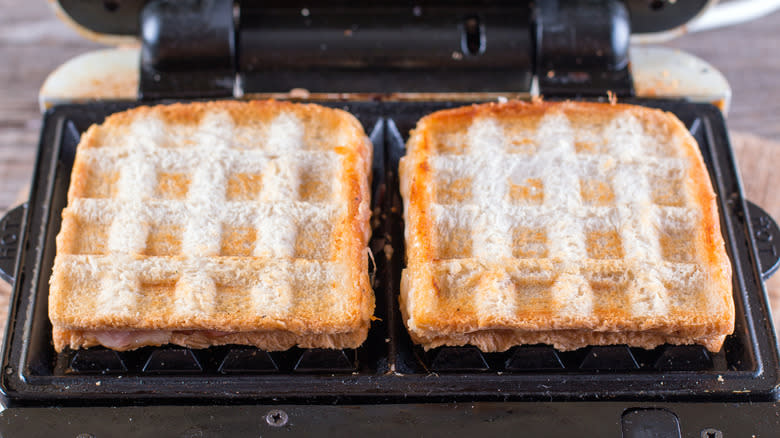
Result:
[1, 99, 778, 406]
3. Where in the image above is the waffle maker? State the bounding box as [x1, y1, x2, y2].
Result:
[2, 0, 780, 436]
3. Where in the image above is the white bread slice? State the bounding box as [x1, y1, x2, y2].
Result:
[49, 100, 374, 352]
[399, 101, 733, 352]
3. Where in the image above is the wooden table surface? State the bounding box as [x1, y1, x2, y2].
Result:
[0, 2, 779, 337]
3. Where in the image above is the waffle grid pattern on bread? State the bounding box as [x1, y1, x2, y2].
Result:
[399, 101, 734, 352]
[49, 101, 373, 351]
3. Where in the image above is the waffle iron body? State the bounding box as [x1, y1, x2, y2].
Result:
[2, 1, 780, 436]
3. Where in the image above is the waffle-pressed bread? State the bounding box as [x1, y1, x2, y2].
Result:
[49, 100, 374, 352]
[399, 101, 734, 352]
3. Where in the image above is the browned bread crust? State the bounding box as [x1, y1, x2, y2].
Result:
[49, 100, 374, 352]
[399, 101, 733, 352]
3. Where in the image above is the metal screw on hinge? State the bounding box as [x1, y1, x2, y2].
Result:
[701, 429, 723, 438]
[265, 409, 289, 427]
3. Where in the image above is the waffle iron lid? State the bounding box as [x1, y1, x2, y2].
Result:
[48, 0, 719, 100]
[54, 0, 714, 43]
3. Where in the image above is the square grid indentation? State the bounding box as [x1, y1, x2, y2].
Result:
[423, 110, 703, 322]
[56, 109, 351, 324]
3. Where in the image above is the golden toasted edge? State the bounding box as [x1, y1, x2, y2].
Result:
[635, 105, 734, 337]
[331, 104, 375, 333]
[49, 100, 375, 349]
[399, 100, 734, 352]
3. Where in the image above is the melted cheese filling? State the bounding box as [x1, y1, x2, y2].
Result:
[87, 330, 233, 349]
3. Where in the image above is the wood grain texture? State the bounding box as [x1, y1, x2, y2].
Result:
[731, 132, 780, 336]
[666, 12, 780, 141]
[0, 0, 778, 340]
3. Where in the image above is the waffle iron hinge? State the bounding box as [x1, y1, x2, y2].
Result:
[139, 0, 236, 100]
[535, 0, 635, 98]
[137, 0, 632, 99]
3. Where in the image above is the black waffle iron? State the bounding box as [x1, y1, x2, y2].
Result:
[2, 1, 780, 436]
